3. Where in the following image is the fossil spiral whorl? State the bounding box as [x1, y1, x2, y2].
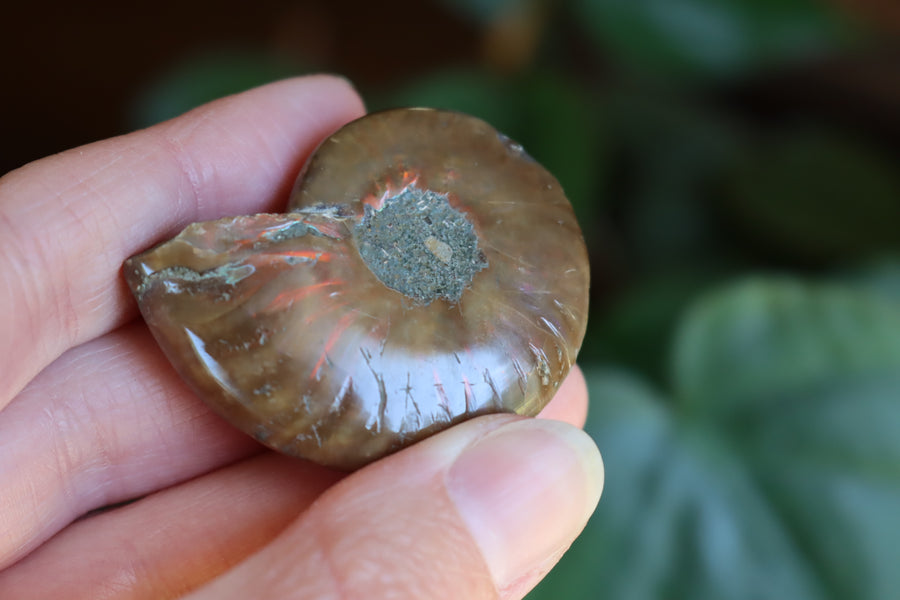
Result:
[124, 108, 589, 470]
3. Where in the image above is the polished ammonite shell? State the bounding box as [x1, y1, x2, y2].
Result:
[124, 108, 589, 470]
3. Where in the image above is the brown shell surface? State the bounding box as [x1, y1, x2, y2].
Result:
[124, 108, 589, 470]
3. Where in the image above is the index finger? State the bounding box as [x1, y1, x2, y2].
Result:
[0, 75, 366, 406]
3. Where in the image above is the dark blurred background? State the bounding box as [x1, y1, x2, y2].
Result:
[4, 1, 899, 598]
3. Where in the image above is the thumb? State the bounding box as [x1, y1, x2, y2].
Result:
[187, 415, 603, 600]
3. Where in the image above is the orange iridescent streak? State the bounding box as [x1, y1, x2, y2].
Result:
[310, 312, 357, 381]
[211, 216, 295, 250]
[263, 279, 344, 313]
[361, 169, 421, 210]
[304, 220, 345, 238]
[302, 299, 350, 325]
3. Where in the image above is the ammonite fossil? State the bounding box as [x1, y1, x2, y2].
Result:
[125, 108, 589, 470]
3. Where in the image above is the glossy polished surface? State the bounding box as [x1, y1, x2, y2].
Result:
[125, 109, 589, 469]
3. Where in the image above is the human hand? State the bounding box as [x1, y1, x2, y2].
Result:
[0, 75, 604, 599]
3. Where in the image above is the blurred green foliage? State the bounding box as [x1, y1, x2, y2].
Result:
[131, 50, 302, 128]
[571, 0, 857, 79]
[131, 0, 898, 597]
[530, 274, 900, 600]
[727, 129, 900, 261]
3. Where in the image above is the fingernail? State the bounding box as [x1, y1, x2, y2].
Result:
[447, 419, 604, 592]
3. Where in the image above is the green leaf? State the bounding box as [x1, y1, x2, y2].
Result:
[529, 278, 900, 599]
[745, 375, 900, 599]
[530, 368, 824, 600]
[839, 257, 900, 303]
[672, 278, 900, 597]
[570, 0, 857, 79]
[673, 278, 900, 413]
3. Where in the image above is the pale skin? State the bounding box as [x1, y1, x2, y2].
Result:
[0, 75, 604, 599]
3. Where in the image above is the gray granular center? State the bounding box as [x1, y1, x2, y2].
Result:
[354, 186, 488, 304]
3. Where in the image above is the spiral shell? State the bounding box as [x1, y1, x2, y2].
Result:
[124, 108, 589, 470]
